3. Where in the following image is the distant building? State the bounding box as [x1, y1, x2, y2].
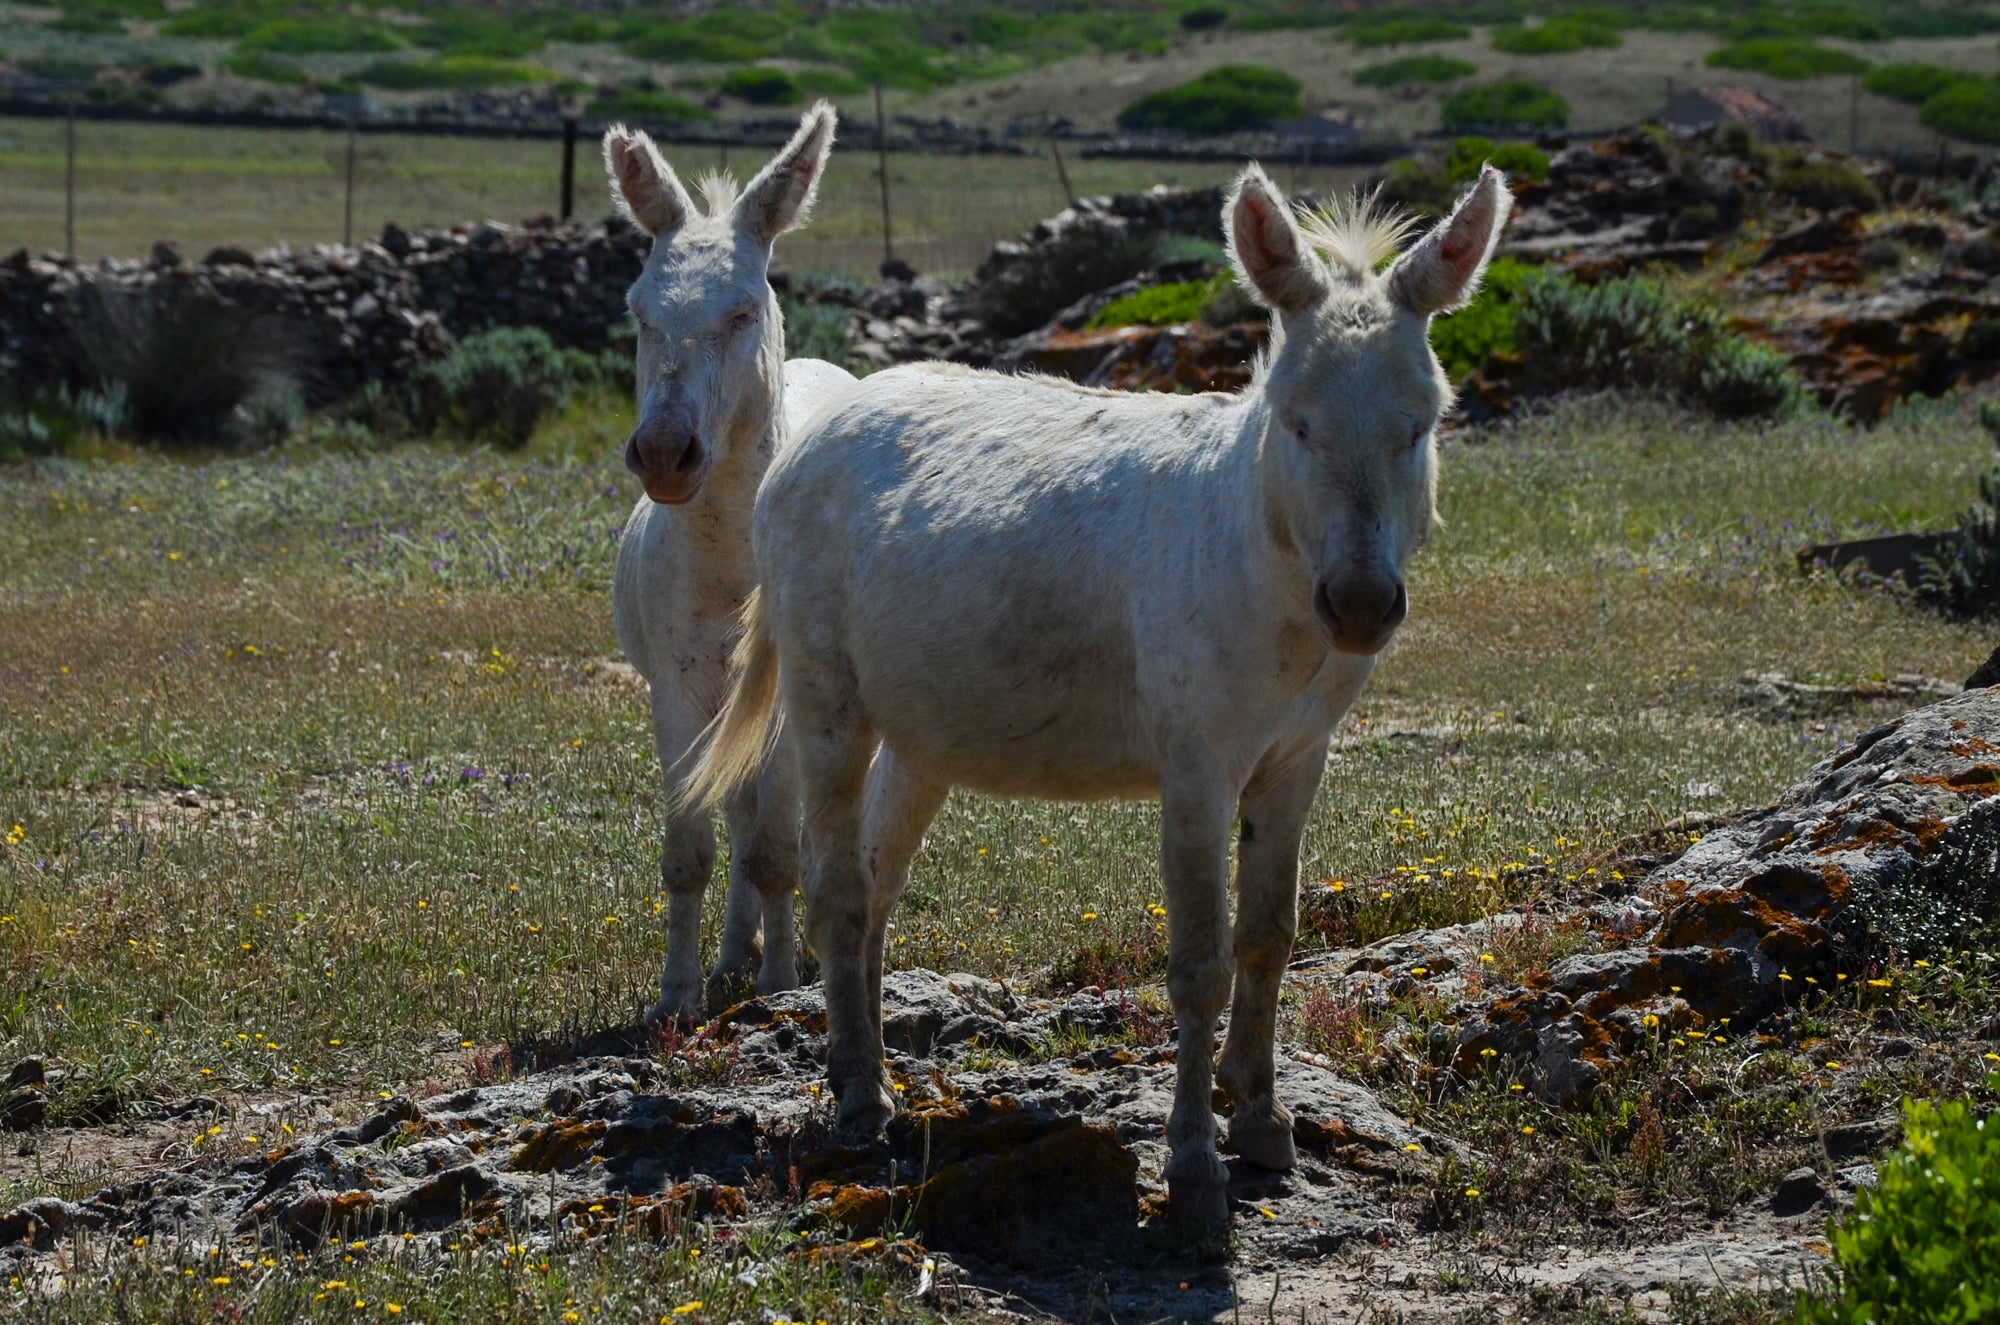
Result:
[1662, 86, 1809, 142]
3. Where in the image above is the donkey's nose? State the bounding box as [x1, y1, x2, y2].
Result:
[1314, 575, 1407, 656]
[626, 426, 707, 505]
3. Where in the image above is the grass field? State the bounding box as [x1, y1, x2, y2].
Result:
[0, 115, 1367, 278]
[1, 388, 1996, 1320]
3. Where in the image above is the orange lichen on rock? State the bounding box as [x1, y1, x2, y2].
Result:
[506, 1120, 607, 1173]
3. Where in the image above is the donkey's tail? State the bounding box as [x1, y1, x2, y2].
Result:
[676, 589, 782, 814]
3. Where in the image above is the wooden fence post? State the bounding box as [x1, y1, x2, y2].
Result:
[64, 91, 77, 258]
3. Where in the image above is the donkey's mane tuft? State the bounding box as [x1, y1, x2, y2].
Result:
[1297, 186, 1423, 281]
[693, 169, 741, 218]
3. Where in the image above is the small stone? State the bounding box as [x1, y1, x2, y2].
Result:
[1772, 1166, 1826, 1215]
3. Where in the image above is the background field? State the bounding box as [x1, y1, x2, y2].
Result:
[0, 114, 1370, 276]
[1, 393, 1988, 1153]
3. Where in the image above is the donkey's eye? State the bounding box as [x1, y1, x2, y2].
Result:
[724, 306, 760, 335]
[1279, 411, 1308, 441]
[1407, 419, 1433, 451]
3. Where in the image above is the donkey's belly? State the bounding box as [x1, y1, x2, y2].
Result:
[855, 622, 1161, 801]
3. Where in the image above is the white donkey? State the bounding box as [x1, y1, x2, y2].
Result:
[688, 164, 1510, 1224]
[605, 103, 852, 1021]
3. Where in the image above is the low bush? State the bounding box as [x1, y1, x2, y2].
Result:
[161, 4, 264, 39]
[1440, 78, 1569, 131]
[237, 15, 407, 55]
[356, 58, 551, 91]
[399, 327, 607, 450]
[1774, 156, 1879, 212]
[416, 10, 544, 60]
[1863, 62, 1975, 107]
[1430, 257, 1531, 380]
[796, 66, 868, 97]
[1793, 1087, 2000, 1323]
[0, 383, 128, 460]
[1116, 64, 1303, 135]
[721, 66, 802, 106]
[965, 216, 1150, 337]
[1345, 15, 1469, 47]
[1354, 55, 1477, 88]
[779, 293, 855, 369]
[1515, 271, 1800, 418]
[1705, 39, 1870, 81]
[1490, 17, 1621, 55]
[73, 285, 300, 445]
[20, 55, 98, 84]
[1089, 275, 1226, 329]
[1179, 5, 1230, 33]
[590, 84, 711, 123]
[1922, 79, 2000, 146]
[1447, 136, 1549, 184]
[225, 51, 309, 86]
[51, 4, 127, 35]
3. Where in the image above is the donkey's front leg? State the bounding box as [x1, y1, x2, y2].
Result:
[1159, 755, 1240, 1227]
[647, 686, 718, 1025]
[1216, 740, 1327, 1171]
[712, 742, 801, 1008]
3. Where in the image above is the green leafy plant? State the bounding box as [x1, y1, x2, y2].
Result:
[1515, 271, 1800, 419]
[74, 285, 300, 445]
[1922, 79, 2000, 145]
[224, 51, 308, 85]
[1090, 275, 1226, 329]
[400, 327, 606, 450]
[1794, 1085, 2000, 1323]
[590, 83, 712, 123]
[1117, 64, 1304, 134]
[1706, 39, 1870, 81]
[1774, 157, 1880, 212]
[1447, 136, 1548, 184]
[237, 15, 407, 55]
[779, 292, 856, 370]
[721, 66, 802, 105]
[1490, 17, 1622, 55]
[1440, 78, 1570, 131]
[0, 383, 128, 460]
[1863, 62, 1976, 107]
[1429, 257, 1531, 380]
[1354, 55, 1477, 88]
[1344, 15, 1470, 47]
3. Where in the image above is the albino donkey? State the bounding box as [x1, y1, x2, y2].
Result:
[605, 102, 851, 1021]
[689, 164, 1511, 1224]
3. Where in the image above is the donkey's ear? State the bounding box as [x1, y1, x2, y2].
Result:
[603, 124, 692, 237]
[1226, 165, 1328, 316]
[1388, 164, 1512, 316]
[737, 100, 837, 248]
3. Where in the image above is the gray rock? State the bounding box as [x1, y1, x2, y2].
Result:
[1772, 1166, 1826, 1215]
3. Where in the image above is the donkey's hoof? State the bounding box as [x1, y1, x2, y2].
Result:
[755, 962, 801, 997]
[833, 1085, 896, 1147]
[1225, 1113, 1298, 1171]
[1164, 1148, 1232, 1227]
[647, 979, 704, 1026]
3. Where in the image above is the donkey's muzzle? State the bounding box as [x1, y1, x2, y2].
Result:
[1314, 575, 1407, 656]
[626, 425, 707, 505]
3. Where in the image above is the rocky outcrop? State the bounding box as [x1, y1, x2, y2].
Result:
[1299, 688, 2000, 1108]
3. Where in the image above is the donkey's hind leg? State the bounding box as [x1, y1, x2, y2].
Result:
[789, 665, 894, 1143]
[646, 682, 719, 1025]
[710, 739, 802, 1008]
[1216, 740, 1328, 1172]
[861, 746, 948, 1048]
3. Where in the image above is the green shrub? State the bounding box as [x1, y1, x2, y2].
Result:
[1706, 39, 1870, 81]
[590, 84, 712, 123]
[1490, 17, 1621, 55]
[238, 15, 407, 55]
[1441, 78, 1569, 131]
[1117, 64, 1304, 134]
[1864, 62, 1976, 107]
[1345, 15, 1470, 47]
[721, 66, 802, 105]
[796, 66, 868, 97]
[779, 293, 855, 369]
[1179, 5, 1231, 33]
[74, 285, 300, 445]
[1430, 257, 1530, 380]
[402, 328, 605, 450]
[1091, 276, 1220, 329]
[1922, 79, 2000, 145]
[162, 3, 268, 40]
[416, 11, 544, 60]
[1774, 157, 1880, 212]
[356, 58, 550, 91]
[51, 4, 127, 35]
[1354, 55, 1477, 88]
[1881, 8, 2000, 38]
[225, 51, 308, 85]
[1515, 271, 1800, 419]
[1447, 136, 1548, 184]
[20, 55, 98, 84]
[1794, 1087, 2000, 1324]
[0, 383, 128, 461]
